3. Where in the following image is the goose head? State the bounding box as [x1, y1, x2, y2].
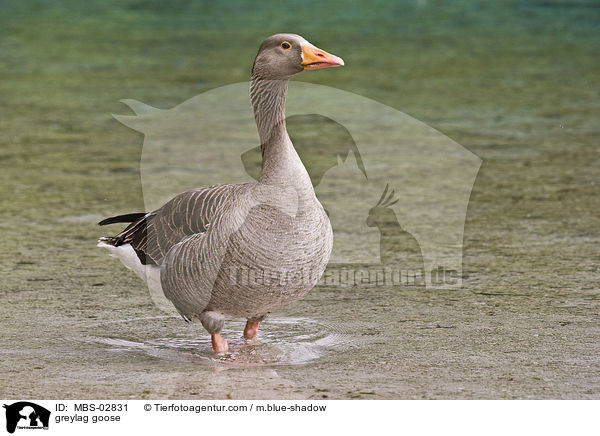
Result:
[252, 33, 344, 80]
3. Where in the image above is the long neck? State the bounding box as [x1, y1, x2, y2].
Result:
[250, 76, 312, 191]
[250, 76, 288, 145]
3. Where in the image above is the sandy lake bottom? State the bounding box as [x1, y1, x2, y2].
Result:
[1, 1, 598, 399]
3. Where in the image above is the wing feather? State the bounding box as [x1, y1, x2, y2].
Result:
[100, 184, 246, 265]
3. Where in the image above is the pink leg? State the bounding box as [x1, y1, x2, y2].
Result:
[211, 333, 229, 353]
[243, 321, 260, 339]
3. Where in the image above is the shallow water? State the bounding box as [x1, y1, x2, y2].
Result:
[83, 316, 373, 367]
[1, 0, 599, 399]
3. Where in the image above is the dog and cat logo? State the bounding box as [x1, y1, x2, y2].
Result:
[2, 402, 50, 433]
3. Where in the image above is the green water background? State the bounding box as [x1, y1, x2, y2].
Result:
[0, 0, 598, 398]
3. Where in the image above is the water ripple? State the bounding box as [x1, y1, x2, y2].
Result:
[82, 317, 383, 367]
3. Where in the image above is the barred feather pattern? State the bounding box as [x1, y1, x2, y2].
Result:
[103, 184, 241, 265]
[100, 58, 333, 324]
[250, 77, 288, 147]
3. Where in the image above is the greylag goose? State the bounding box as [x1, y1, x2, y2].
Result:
[98, 34, 344, 353]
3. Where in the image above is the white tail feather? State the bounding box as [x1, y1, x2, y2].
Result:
[97, 241, 178, 315]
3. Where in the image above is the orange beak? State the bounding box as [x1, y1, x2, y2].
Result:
[301, 42, 345, 70]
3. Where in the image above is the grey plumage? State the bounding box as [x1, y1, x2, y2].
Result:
[99, 34, 342, 346]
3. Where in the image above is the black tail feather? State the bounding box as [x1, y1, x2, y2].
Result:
[98, 211, 157, 265]
[98, 213, 146, 226]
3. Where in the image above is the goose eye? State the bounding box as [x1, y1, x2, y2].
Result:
[280, 42, 291, 50]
